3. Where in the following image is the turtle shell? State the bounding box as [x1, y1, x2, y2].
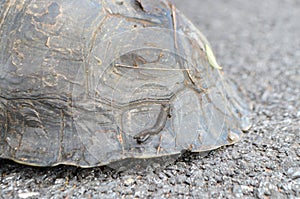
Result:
[0, 0, 251, 167]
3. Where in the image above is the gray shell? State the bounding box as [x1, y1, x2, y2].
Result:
[0, 0, 251, 167]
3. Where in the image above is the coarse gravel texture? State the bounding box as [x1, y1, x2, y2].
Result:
[1, 0, 300, 198]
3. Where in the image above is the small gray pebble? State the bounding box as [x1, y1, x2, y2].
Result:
[232, 184, 243, 197]
[287, 168, 300, 180]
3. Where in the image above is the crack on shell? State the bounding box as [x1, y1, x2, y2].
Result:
[19, 102, 43, 128]
[134, 0, 145, 12]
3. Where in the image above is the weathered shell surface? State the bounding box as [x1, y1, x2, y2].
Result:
[0, 0, 251, 167]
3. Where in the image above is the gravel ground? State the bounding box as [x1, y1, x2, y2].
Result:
[1, 0, 300, 198]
